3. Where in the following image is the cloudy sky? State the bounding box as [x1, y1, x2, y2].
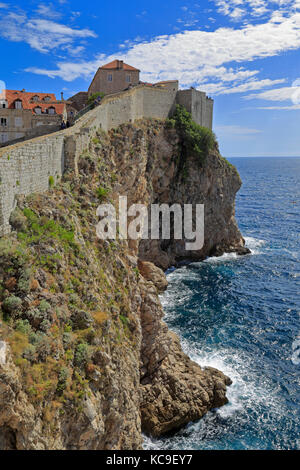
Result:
[1, 0, 300, 156]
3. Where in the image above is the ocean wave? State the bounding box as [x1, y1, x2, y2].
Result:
[203, 252, 239, 264]
[244, 236, 266, 255]
[200, 237, 266, 263]
[143, 335, 286, 450]
[179, 337, 282, 420]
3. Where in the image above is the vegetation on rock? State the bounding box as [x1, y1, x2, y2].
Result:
[167, 104, 217, 166]
[0, 118, 241, 449]
[88, 92, 105, 105]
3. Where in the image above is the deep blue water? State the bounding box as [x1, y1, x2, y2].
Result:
[144, 157, 300, 450]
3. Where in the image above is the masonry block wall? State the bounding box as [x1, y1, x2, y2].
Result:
[176, 89, 214, 129]
[0, 134, 65, 236]
[0, 83, 213, 237]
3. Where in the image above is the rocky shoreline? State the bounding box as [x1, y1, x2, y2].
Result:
[0, 119, 245, 449]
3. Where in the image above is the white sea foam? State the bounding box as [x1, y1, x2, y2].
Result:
[195, 237, 266, 264]
[203, 252, 239, 264]
[178, 337, 282, 421]
[244, 236, 266, 255]
[142, 338, 285, 449]
[148, 234, 290, 450]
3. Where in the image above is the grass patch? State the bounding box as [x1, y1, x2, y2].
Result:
[18, 208, 75, 249]
[96, 186, 109, 201]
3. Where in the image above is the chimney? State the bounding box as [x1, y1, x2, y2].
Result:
[61, 92, 64, 101]
[119, 60, 124, 69]
[21, 88, 25, 92]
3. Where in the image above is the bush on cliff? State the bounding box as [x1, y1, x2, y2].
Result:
[2, 295, 22, 315]
[167, 104, 217, 165]
[88, 92, 105, 105]
[18, 208, 75, 248]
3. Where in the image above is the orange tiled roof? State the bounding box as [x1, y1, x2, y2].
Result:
[4, 90, 65, 115]
[100, 60, 140, 71]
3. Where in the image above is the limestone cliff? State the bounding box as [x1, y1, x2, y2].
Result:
[0, 119, 244, 450]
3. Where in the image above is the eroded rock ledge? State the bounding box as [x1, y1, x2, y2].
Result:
[138, 262, 231, 436]
[0, 120, 244, 449]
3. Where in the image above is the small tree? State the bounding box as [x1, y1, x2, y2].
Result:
[168, 105, 217, 165]
[88, 92, 105, 105]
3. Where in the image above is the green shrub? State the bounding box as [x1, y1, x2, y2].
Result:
[169, 105, 217, 165]
[120, 314, 129, 327]
[15, 319, 31, 335]
[18, 209, 75, 248]
[74, 342, 89, 367]
[0, 238, 28, 268]
[2, 295, 22, 314]
[57, 367, 69, 394]
[28, 330, 44, 345]
[40, 318, 51, 332]
[9, 208, 27, 232]
[88, 92, 105, 105]
[22, 344, 36, 362]
[63, 331, 73, 349]
[17, 268, 31, 294]
[39, 300, 51, 313]
[96, 186, 109, 201]
[49, 176, 55, 188]
[35, 334, 52, 361]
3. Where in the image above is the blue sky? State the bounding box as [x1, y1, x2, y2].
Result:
[1, 0, 300, 157]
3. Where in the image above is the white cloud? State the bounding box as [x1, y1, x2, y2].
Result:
[257, 104, 300, 109]
[26, 58, 105, 81]
[212, 0, 294, 21]
[35, 4, 62, 20]
[220, 78, 286, 94]
[215, 124, 262, 135]
[0, 2, 8, 8]
[244, 86, 300, 101]
[0, 12, 97, 53]
[26, 8, 300, 96]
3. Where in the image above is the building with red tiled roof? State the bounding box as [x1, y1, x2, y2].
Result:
[88, 60, 140, 97]
[100, 60, 140, 72]
[0, 89, 67, 146]
[4, 90, 66, 116]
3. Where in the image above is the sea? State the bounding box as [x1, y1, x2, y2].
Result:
[144, 157, 300, 450]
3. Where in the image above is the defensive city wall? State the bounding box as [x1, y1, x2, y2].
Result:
[0, 82, 213, 236]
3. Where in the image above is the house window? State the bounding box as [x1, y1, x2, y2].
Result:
[48, 107, 55, 115]
[107, 74, 113, 82]
[44, 96, 51, 102]
[34, 107, 42, 114]
[126, 74, 131, 83]
[32, 95, 39, 102]
[0, 133, 8, 143]
[15, 117, 23, 127]
[1, 118, 7, 126]
[15, 100, 22, 109]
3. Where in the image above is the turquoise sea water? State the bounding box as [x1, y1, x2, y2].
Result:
[144, 157, 300, 450]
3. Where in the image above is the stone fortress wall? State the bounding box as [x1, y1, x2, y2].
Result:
[0, 82, 213, 236]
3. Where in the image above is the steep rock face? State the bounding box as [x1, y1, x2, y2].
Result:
[137, 126, 248, 269]
[0, 120, 243, 449]
[138, 277, 231, 437]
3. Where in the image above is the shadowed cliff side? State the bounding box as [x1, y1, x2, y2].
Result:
[0, 118, 241, 449]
